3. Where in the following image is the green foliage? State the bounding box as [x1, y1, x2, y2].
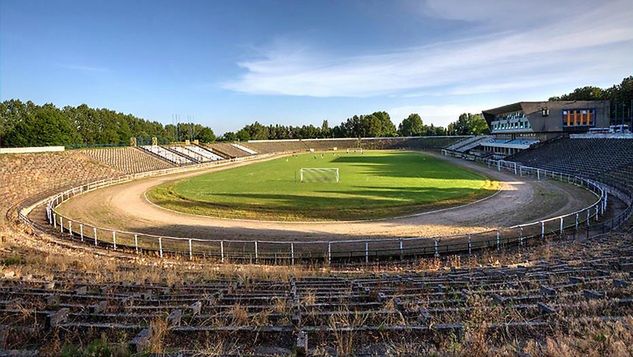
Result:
[60, 337, 129, 357]
[219, 111, 441, 141]
[398, 113, 425, 136]
[447, 113, 489, 135]
[195, 127, 216, 143]
[0, 100, 215, 148]
[1, 255, 25, 266]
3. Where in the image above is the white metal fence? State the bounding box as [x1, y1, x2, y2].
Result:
[18, 150, 633, 265]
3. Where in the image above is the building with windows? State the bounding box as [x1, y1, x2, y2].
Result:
[479, 100, 610, 157]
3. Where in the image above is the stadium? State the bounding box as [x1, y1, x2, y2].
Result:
[2, 103, 633, 354]
[2, 1, 633, 355]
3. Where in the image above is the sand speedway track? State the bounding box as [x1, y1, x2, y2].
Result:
[55, 154, 598, 242]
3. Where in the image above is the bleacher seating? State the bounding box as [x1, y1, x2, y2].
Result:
[140, 145, 193, 165]
[0, 152, 120, 225]
[360, 137, 463, 150]
[301, 138, 360, 151]
[206, 143, 250, 158]
[598, 164, 633, 195]
[82, 147, 175, 174]
[241, 140, 305, 154]
[1, 227, 632, 354]
[185, 145, 224, 161]
[242, 137, 465, 153]
[169, 146, 223, 163]
[445, 136, 478, 151]
[510, 138, 633, 180]
[231, 143, 257, 155]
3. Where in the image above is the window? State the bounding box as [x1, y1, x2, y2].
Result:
[562, 108, 596, 127]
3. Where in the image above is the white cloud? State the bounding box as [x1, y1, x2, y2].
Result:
[224, 0, 633, 98]
[60, 64, 110, 73]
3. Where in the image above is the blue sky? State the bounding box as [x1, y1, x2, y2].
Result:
[1, 0, 632, 134]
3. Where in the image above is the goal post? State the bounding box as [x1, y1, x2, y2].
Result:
[299, 168, 339, 183]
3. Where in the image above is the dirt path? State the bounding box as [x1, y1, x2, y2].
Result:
[55, 154, 598, 241]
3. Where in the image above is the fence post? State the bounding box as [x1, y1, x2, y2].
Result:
[53, 213, 57, 228]
[220, 241, 224, 263]
[541, 221, 545, 239]
[519, 166, 522, 176]
[93, 227, 98, 246]
[68, 221, 73, 237]
[537, 169, 540, 180]
[188, 239, 193, 260]
[468, 235, 472, 255]
[158, 237, 163, 258]
[80, 224, 84, 242]
[112, 231, 117, 250]
[434, 239, 439, 258]
[60, 216, 64, 234]
[519, 227, 524, 246]
[291, 242, 295, 265]
[575, 213, 579, 230]
[497, 160, 501, 171]
[327, 242, 332, 265]
[399, 240, 404, 260]
[496, 231, 500, 251]
[365, 241, 369, 264]
[595, 206, 599, 221]
[254, 241, 258, 263]
[560, 217, 564, 236]
[513, 162, 517, 175]
[586, 209, 590, 227]
[134, 234, 139, 254]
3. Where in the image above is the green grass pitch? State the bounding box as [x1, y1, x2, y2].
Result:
[147, 150, 499, 221]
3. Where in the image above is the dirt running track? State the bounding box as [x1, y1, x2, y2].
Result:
[55, 154, 598, 241]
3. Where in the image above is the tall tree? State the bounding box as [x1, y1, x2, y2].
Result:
[448, 113, 489, 135]
[398, 113, 425, 136]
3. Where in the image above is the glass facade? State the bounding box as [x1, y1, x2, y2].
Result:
[491, 111, 531, 132]
[562, 109, 596, 127]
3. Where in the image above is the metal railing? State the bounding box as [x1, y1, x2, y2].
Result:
[19, 150, 633, 265]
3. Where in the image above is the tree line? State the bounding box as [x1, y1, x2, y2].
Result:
[0, 100, 216, 147]
[0, 99, 491, 148]
[219, 111, 489, 141]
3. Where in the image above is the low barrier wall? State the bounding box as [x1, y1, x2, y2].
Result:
[0, 146, 65, 154]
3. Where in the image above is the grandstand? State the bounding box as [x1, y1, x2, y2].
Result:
[139, 145, 194, 165]
[205, 142, 251, 158]
[242, 136, 468, 154]
[168, 145, 224, 163]
[360, 136, 466, 150]
[1, 228, 632, 354]
[242, 140, 307, 154]
[509, 138, 633, 179]
[231, 143, 257, 155]
[82, 147, 175, 174]
[183, 145, 224, 161]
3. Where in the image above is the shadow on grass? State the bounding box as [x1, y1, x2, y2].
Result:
[331, 152, 485, 180]
[152, 185, 498, 221]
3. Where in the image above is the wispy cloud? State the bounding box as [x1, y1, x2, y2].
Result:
[60, 64, 110, 73]
[224, 0, 633, 98]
